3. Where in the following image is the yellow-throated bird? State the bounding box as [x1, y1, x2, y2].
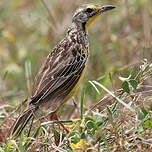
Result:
[10, 4, 115, 138]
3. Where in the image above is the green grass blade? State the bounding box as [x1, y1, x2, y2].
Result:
[27, 116, 34, 137]
[80, 86, 86, 120]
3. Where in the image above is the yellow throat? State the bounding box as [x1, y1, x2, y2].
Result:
[85, 6, 101, 33]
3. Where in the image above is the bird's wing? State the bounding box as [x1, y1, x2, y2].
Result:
[30, 39, 88, 105]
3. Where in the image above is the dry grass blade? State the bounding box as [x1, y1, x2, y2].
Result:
[92, 80, 135, 112]
[90, 89, 123, 111]
[41, 0, 59, 30]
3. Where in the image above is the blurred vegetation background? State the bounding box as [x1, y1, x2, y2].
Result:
[0, 0, 152, 115]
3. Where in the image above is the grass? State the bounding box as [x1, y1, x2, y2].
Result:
[0, 1, 152, 151]
[1, 60, 152, 151]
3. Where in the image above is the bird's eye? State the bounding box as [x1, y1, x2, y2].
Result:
[86, 8, 94, 13]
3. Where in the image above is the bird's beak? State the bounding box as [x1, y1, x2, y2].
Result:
[98, 5, 115, 14]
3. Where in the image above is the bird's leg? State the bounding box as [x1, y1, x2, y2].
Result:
[50, 113, 58, 146]
[50, 113, 69, 146]
[53, 113, 69, 134]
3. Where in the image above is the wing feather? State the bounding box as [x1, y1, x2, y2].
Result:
[30, 39, 88, 106]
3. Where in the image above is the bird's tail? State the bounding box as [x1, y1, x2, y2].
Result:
[9, 105, 36, 138]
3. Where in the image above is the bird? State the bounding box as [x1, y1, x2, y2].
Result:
[9, 4, 115, 139]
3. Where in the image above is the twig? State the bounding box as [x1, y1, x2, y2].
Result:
[135, 135, 152, 146]
[0, 105, 13, 109]
[3, 71, 8, 80]
[90, 87, 124, 111]
[41, 0, 59, 30]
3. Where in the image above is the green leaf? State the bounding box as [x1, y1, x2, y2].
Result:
[96, 121, 103, 127]
[122, 81, 130, 93]
[80, 132, 86, 139]
[141, 108, 148, 117]
[129, 79, 138, 90]
[102, 75, 110, 87]
[67, 149, 73, 152]
[137, 112, 145, 120]
[68, 131, 80, 144]
[86, 120, 95, 129]
[68, 131, 79, 137]
[72, 136, 81, 144]
[144, 120, 151, 129]
[85, 116, 94, 122]
[137, 108, 148, 121]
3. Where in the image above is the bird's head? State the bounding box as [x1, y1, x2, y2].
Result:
[72, 4, 115, 33]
